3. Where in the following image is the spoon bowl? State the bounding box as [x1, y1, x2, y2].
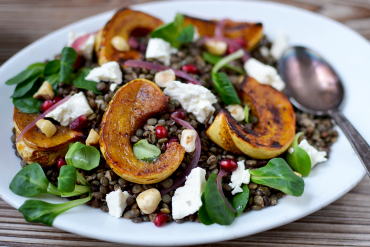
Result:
[279, 46, 370, 176]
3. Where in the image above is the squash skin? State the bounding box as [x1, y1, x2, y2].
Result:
[99, 79, 186, 184]
[96, 8, 163, 65]
[13, 107, 84, 167]
[207, 76, 295, 159]
[184, 15, 263, 50]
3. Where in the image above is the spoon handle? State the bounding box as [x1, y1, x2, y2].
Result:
[330, 110, 370, 176]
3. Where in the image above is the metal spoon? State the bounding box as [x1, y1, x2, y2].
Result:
[278, 46, 370, 176]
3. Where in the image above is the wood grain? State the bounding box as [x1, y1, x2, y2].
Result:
[1, 0, 370, 246]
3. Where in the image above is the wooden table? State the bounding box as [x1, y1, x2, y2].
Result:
[1, 0, 370, 246]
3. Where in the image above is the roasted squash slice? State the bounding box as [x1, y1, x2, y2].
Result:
[207, 76, 295, 159]
[96, 8, 163, 65]
[100, 79, 185, 184]
[184, 15, 263, 50]
[13, 107, 84, 167]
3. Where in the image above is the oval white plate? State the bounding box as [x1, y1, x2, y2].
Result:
[0, 1, 369, 246]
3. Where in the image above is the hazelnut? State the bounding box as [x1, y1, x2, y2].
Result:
[86, 129, 100, 146]
[136, 188, 161, 214]
[294, 171, 302, 177]
[33, 81, 54, 100]
[36, 119, 57, 138]
[205, 40, 227, 56]
[154, 69, 176, 88]
[180, 129, 197, 153]
[226, 104, 245, 122]
[111, 35, 129, 52]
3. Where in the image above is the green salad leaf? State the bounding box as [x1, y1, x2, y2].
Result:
[133, 139, 161, 162]
[211, 72, 241, 105]
[6, 64, 44, 86]
[201, 173, 236, 225]
[57, 165, 77, 193]
[286, 132, 311, 177]
[18, 193, 92, 226]
[249, 158, 305, 196]
[58, 47, 77, 83]
[76, 171, 91, 187]
[9, 163, 49, 197]
[151, 13, 194, 48]
[244, 105, 250, 123]
[65, 142, 100, 171]
[44, 60, 61, 76]
[72, 67, 102, 94]
[47, 183, 90, 197]
[232, 184, 249, 216]
[10, 76, 40, 98]
[203, 52, 245, 74]
[198, 193, 214, 225]
[13, 94, 43, 113]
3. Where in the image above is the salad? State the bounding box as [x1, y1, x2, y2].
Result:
[7, 8, 337, 227]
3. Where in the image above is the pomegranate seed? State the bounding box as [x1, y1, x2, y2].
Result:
[220, 159, 238, 172]
[155, 126, 168, 139]
[182, 64, 198, 74]
[69, 115, 87, 131]
[154, 213, 168, 227]
[171, 109, 187, 120]
[227, 45, 238, 55]
[73, 55, 84, 69]
[187, 81, 197, 85]
[57, 158, 67, 171]
[166, 136, 179, 149]
[52, 96, 63, 104]
[234, 37, 246, 47]
[40, 100, 54, 112]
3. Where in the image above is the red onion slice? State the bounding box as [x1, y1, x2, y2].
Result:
[215, 19, 227, 37]
[16, 95, 72, 143]
[128, 37, 140, 49]
[123, 60, 201, 85]
[217, 169, 236, 213]
[160, 116, 201, 195]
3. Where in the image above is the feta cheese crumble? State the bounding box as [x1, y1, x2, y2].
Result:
[299, 139, 327, 167]
[145, 38, 177, 66]
[85, 61, 122, 84]
[229, 160, 250, 195]
[244, 58, 285, 91]
[106, 188, 130, 218]
[163, 81, 217, 123]
[172, 167, 206, 220]
[109, 83, 118, 92]
[67, 30, 95, 60]
[45, 92, 93, 126]
[270, 30, 289, 60]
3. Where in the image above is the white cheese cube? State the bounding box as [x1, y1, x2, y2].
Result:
[163, 81, 217, 123]
[145, 38, 173, 66]
[45, 92, 93, 126]
[270, 30, 288, 60]
[226, 104, 245, 122]
[85, 61, 122, 84]
[172, 167, 206, 220]
[109, 83, 118, 92]
[229, 160, 250, 195]
[299, 139, 327, 167]
[180, 129, 197, 153]
[244, 58, 285, 91]
[106, 188, 130, 218]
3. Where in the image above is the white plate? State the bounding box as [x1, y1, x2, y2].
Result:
[0, 1, 369, 246]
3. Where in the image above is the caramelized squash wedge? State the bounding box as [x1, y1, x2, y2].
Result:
[207, 76, 295, 159]
[13, 107, 84, 167]
[96, 8, 163, 65]
[184, 15, 263, 50]
[100, 79, 185, 184]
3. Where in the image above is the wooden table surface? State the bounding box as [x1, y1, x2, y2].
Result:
[2, 0, 370, 246]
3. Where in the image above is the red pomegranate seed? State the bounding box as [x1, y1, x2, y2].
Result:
[227, 46, 238, 55]
[154, 213, 168, 227]
[69, 115, 87, 131]
[220, 159, 238, 172]
[40, 100, 54, 112]
[166, 136, 179, 149]
[187, 81, 197, 85]
[171, 109, 187, 120]
[234, 37, 246, 47]
[52, 96, 63, 104]
[74, 55, 84, 69]
[182, 64, 198, 74]
[57, 158, 67, 171]
[155, 126, 168, 139]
